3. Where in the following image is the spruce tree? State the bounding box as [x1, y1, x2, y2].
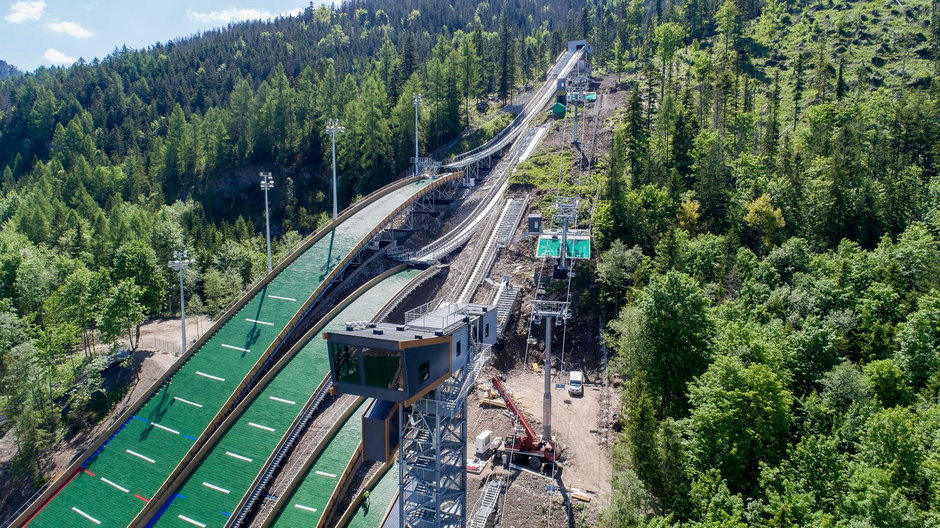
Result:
[497, 16, 516, 104]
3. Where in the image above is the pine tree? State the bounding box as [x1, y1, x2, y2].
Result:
[625, 85, 649, 186]
[933, 0, 940, 74]
[341, 74, 392, 194]
[792, 51, 805, 129]
[813, 38, 831, 103]
[377, 39, 401, 104]
[835, 58, 846, 101]
[227, 79, 256, 163]
[613, 38, 625, 84]
[457, 36, 480, 127]
[401, 32, 418, 83]
[426, 37, 461, 148]
[765, 69, 781, 155]
[497, 16, 516, 104]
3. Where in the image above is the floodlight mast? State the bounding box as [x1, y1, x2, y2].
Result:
[413, 93, 422, 176]
[168, 250, 194, 357]
[326, 119, 346, 220]
[259, 172, 274, 274]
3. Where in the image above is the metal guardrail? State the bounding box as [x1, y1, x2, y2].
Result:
[1, 484, 50, 528]
[444, 50, 582, 169]
[373, 267, 442, 321]
[468, 475, 505, 528]
[225, 265, 436, 527]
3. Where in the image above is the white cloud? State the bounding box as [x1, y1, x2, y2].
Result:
[187, 8, 274, 25]
[43, 47, 76, 66]
[282, 7, 305, 17]
[47, 21, 94, 38]
[5, 0, 45, 23]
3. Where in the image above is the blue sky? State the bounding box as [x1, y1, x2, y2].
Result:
[1, 1, 333, 71]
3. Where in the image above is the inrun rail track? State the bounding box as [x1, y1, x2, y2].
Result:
[341, 45, 588, 528]
[443, 49, 583, 170]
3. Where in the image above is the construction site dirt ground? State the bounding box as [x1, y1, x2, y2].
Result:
[3, 71, 626, 524]
[466, 361, 615, 528]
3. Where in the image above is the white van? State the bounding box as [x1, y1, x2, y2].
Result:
[568, 371, 583, 396]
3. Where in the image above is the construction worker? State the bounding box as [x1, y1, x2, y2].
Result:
[363, 490, 371, 512]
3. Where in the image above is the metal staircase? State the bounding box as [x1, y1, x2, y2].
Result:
[456, 197, 528, 304]
[495, 285, 520, 338]
[468, 476, 505, 528]
[495, 198, 528, 248]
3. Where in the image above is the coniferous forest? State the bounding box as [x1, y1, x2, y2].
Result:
[595, 0, 940, 525]
[0, 0, 939, 525]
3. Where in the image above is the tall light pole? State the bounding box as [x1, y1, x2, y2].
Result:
[168, 250, 194, 357]
[413, 93, 422, 177]
[326, 118, 345, 220]
[260, 172, 274, 274]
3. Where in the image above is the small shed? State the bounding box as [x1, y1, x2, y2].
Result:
[552, 102, 566, 117]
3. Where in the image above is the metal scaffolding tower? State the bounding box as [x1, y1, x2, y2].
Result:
[398, 320, 493, 528]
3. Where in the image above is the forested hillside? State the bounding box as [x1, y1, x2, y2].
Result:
[0, 0, 583, 488]
[589, 0, 940, 526]
[1, 0, 939, 524]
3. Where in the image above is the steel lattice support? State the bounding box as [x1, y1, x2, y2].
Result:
[399, 380, 468, 528]
[398, 334, 492, 528]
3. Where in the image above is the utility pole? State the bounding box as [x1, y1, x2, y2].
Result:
[543, 313, 553, 439]
[326, 118, 345, 219]
[572, 100, 580, 145]
[260, 172, 274, 274]
[533, 301, 570, 440]
[168, 250, 194, 357]
[413, 93, 422, 177]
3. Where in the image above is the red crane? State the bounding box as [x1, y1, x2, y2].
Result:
[490, 377, 558, 470]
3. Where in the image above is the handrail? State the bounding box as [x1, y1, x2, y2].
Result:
[447, 52, 569, 163]
[373, 265, 445, 322]
[0, 483, 49, 528]
[331, 461, 396, 528]
[13, 174, 445, 528]
[12, 42, 585, 527]
[400, 177, 508, 263]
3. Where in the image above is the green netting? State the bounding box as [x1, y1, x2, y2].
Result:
[29, 180, 430, 528]
[535, 236, 591, 259]
[155, 270, 419, 528]
[343, 463, 399, 528]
